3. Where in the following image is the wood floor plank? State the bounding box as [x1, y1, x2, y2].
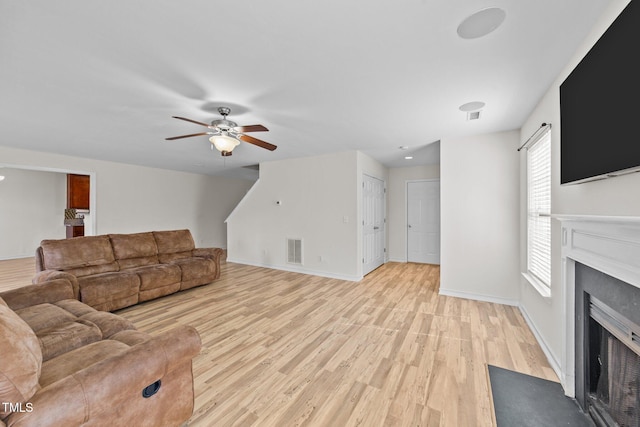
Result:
[0, 258, 559, 426]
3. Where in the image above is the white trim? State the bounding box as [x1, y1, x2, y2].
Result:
[438, 287, 518, 307]
[552, 214, 640, 225]
[226, 257, 363, 282]
[521, 272, 551, 299]
[0, 254, 36, 261]
[518, 302, 563, 381]
[555, 214, 640, 398]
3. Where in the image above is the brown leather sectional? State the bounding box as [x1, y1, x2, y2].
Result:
[33, 229, 223, 311]
[0, 278, 201, 426]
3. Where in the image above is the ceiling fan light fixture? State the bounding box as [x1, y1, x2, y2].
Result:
[210, 133, 240, 155]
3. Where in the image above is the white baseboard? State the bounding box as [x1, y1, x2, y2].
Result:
[0, 254, 34, 261]
[438, 287, 519, 307]
[225, 257, 363, 282]
[518, 303, 563, 387]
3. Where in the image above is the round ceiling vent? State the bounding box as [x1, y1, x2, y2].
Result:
[459, 101, 486, 112]
[457, 8, 506, 39]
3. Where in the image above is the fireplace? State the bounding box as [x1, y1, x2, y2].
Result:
[558, 216, 640, 427]
[575, 262, 640, 426]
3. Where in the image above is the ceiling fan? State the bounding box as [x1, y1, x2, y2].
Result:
[166, 107, 277, 157]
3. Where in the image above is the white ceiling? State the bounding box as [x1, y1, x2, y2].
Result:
[0, 1, 611, 179]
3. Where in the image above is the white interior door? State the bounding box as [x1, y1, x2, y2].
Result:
[363, 174, 385, 275]
[407, 180, 440, 264]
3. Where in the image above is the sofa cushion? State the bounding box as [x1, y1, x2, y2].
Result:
[0, 297, 42, 417]
[77, 271, 140, 310]
[64, 262, 120, 278]
[53, 299, 97, 317]
[15, 303, 77, 333]
[110, 232, 160, 270]
[153, 229, 195, 260]
[14, 300, 134, 361]
[39, 339, 131, 388]
[125, 263, 182, 291]
[171, 257, 216, 282]
[40, 235, 118, 277]
[37, 319, 103, 361]
[158, 251, 195, 263]
[79, 311, 136, 338]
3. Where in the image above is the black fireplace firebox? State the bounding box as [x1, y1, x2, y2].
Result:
[575, 263, 640, 427]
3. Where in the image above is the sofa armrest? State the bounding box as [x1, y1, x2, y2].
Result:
[6, 325, 201, 426]
[0, 279, 76, 310]
[32, 270, 80, 299]
[192, 247, 223, 261]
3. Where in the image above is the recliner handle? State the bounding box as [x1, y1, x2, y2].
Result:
[142, 380, 162, 398]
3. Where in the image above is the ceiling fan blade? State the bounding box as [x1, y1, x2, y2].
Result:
[165, 132, 210, 140]
[171, 116, 212, 128]
[239, 134, 277, 151]
[233, 124, 269, 133]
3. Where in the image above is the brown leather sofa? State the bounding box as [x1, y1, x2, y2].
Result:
[0, 278, 201, 427]
[33, 229, 223, 311]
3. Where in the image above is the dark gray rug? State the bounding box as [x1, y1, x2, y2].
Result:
[488, 365, 594, 426]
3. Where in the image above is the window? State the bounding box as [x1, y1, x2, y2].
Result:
[526, 129, 551, 294]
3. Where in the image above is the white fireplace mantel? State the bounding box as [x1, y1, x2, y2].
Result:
[555, 214, 640, 397]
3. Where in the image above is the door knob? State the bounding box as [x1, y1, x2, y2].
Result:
[408, 224, 412, 228]
[373, 226, 379, 230]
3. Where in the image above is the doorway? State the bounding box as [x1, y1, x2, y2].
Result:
[407, 179, 440, 264]
[0, 164, 96, 259]
[363, 174, 385, 275]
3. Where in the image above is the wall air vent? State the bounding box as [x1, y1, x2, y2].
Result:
[287, 238, 302, 265]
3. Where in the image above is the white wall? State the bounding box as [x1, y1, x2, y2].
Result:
[519, 0, 634, 373]
[227, 151, 363, 280]
[0, 145, 254, 252]
[440, 130, 520, 305]
[387, 164, 440, 262]
[0, 168, 66, 259]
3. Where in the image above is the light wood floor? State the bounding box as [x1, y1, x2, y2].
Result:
[0, 256, 37, 292]
[0, 258, 558, 426]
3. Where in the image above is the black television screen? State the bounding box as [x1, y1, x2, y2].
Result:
[560, 1, 639, 185]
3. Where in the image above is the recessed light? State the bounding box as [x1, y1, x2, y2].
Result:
[0, 176, 5, 181]
[457, 8, 506, 39]
[405, 156, 413, 160]
[459, 101, 485, 112]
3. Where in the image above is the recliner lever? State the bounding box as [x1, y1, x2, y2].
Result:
[142, 380, 162, 398]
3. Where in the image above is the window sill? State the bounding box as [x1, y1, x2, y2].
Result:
[522, 272, 551, 299]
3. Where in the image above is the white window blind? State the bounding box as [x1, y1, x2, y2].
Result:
[527, 129, 551, 289]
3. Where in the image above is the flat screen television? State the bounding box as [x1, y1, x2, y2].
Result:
[560, 1, 639, 185]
